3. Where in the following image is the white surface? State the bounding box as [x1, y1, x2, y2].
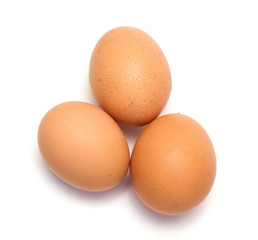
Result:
[0, 0, 258, 239]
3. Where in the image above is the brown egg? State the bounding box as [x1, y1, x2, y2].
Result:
[130, 114, 216, 215]
[38, 101, 130, 192]
[89, 26, 171, 126]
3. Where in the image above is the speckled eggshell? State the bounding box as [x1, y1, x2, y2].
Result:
[89, 26, 171, 126]
[130, 114, 216, 215]
[38, 101, 130, 192]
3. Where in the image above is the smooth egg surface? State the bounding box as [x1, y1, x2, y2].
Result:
[38, 101, 130, 192]
[130, 114, 216, 215]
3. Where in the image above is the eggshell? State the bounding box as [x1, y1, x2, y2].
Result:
[130, 114, 216, 215]
[38, 101, 130, 192]
[89, 26, 171, 126]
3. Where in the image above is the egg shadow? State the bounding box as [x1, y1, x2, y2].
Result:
[127, 177, 214, 227]
[35, 145, 212, 226]
[118, 123, 145, 154]
[34, 146, 131, 205]
[118, 123, 145, 140]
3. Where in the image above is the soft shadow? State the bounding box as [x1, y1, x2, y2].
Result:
[35, 147, 131, 204]
[118, 123, 145, 154]
[118, 123, 145, 141]
[128, 181, 213, 227]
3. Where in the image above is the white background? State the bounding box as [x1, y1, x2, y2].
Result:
[0, 0, 258, 239]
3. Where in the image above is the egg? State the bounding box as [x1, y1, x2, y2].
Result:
[38, 101, 130, 192]
[130, 114, 216, 215]
[89, 26, 171, 126]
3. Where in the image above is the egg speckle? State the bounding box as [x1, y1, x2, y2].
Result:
[89, 26, 171, 126]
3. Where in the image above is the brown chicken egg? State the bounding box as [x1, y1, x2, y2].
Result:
[89, 26, 171, 126]
[38, 101, 130, 192]
[130, 114, 216, 215]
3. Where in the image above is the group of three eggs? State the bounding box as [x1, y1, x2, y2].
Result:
[38, 27, 216, 215]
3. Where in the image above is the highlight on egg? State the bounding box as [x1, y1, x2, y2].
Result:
[38, 101, 130, 192]
[89, 26, 172, 126]
[130, 113, 216, 215]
